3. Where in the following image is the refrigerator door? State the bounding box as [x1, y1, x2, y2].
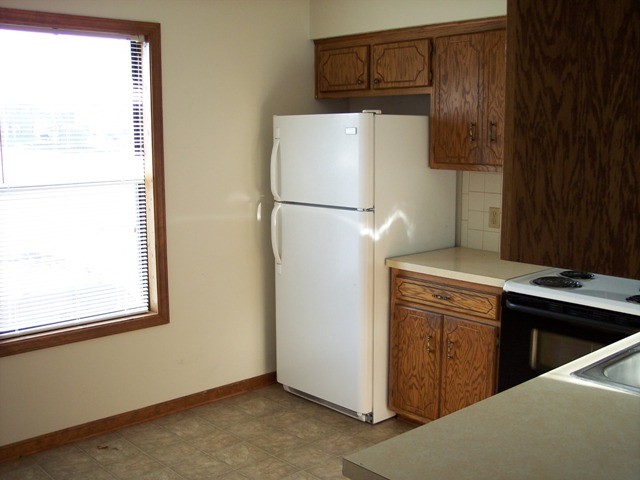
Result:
[272, 113, 374, 209]
[272, 202, 374, 415]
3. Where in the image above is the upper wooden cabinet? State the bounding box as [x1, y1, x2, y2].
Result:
[314, 17, 506, 100]
[501, 0, 639, 279]
[316, 45, 370, 94]
[316, 37, 431, 98]
[371, 39, 431, 90]
[430, 30, 506, 171]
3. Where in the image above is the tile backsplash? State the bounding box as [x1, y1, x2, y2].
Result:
[458, 171, 503, 252]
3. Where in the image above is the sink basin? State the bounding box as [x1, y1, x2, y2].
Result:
[572, 342, 640, 395]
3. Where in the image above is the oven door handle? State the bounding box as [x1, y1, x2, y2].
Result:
[504, 299, 639, 336]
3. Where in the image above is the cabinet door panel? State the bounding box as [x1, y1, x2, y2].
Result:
[481, 30, 506, 165]
[431, 34, 482, 166]
[371, 39, 431, 90]
[389, 305, 441, 422]
[317, 45, 369, 93]
[501, 0, 638, 278]
[440, 316, 497, 417]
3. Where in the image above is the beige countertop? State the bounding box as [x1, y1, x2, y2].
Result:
[386, 247, 547, 287]
[343, 332, 640, 480]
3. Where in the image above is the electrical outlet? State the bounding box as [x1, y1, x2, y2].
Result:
[488, 207, 501, 229]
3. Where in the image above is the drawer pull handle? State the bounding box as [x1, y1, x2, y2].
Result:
[489, 121, 497, 143]
[426, 334, 434, 353]
[446, 340, 454, 359]
[432, 293, 451, 301]
[468, 122, 476, 142]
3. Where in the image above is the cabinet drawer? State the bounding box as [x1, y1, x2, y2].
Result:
[394, 276, 498, 320]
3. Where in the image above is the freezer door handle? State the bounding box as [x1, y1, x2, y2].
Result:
[270, 138, 281, 201]
[271, 202, 282, 266]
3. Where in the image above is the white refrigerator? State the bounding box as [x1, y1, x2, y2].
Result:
[270, 112, 456, 423]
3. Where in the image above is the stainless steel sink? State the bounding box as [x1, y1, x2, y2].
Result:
[572, 342, 640, 395]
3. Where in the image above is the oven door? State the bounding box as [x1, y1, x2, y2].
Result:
[498, 293, 634, 391]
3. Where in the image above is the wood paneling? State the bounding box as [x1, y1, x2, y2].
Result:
[501, 0, 640, 279]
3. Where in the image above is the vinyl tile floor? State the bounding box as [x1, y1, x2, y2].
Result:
[0, 384, 416, 480]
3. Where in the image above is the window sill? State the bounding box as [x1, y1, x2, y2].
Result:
[0, 311, 169, 357]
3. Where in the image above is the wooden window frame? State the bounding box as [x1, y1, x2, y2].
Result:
[0, 7, 169, 357]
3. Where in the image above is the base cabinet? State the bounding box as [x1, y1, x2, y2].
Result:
[388, 269, 499, 424]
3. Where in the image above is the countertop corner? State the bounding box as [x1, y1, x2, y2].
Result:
[386, 247, 547, 287]
[343, 332, 640, 480]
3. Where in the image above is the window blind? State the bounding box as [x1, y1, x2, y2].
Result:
[0, 28, 151, 339]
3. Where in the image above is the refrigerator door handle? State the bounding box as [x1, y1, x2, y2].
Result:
[271, 202, 282, 266]
[270, 138, 281, 201]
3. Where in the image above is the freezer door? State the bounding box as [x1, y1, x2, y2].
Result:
[273, 202, 374, 414]
[272, 113, 374, 209]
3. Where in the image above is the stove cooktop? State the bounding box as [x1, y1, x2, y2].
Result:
[503, 268, 640, 316]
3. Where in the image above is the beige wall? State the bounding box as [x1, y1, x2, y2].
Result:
[0, 0, 504, 447]
[0, 0, 332, 447]
[310, 0, 506, 39]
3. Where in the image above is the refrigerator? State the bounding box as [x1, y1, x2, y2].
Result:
[270, 112, 456, 423]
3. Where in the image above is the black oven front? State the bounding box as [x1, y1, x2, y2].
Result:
[498, 291, 640, 392]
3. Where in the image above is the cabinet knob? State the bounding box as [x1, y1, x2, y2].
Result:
[373, 77, 381, 84]
[356, 78, 364, 85]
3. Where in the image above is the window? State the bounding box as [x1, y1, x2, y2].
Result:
[0, 8, 169, 356]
